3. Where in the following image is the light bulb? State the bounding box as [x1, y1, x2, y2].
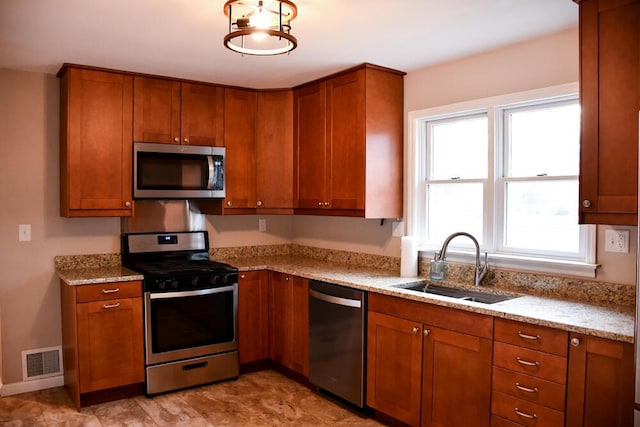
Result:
[249, 8, 270, 29]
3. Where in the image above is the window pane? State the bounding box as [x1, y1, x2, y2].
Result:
[504, 180, 580, 253]
[429, 115, 488, 179]
[507, 102, 580, 177]
[427, 182, 484, 246]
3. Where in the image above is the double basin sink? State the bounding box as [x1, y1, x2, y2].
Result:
[394, 281, 517, 305]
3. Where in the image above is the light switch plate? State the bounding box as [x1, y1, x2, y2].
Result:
[604, 229, 629, 253]
[19, 224, 31, 242]
[258, 218, 267, 232]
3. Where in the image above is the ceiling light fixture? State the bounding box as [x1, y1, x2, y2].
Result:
[223, 0, 298, 56]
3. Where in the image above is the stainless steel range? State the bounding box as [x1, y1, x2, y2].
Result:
[122, 230, 239, 395]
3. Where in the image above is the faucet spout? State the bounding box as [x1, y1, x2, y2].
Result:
[435, 232, 489, 286]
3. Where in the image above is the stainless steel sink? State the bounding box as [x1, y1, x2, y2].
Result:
[394, 282, 516, 304]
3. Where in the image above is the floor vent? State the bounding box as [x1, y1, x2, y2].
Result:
[22, 346, 62, 381]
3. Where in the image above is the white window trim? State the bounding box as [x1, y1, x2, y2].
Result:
[405, 82, 597, 278]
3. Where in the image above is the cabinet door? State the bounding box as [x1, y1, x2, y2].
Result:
[294, 81, 327, 209]
[133, 76, 181, 144]
[367, 311, 423, 427]
[256, 90, 294, 210]
[181, 82, 224, 146]
[291, 276, 309, 376]
[326, 70, 366, 210]
[238, 271, 269, 364]
[578, 0, 640, 225]
[566, 333, 634, 427]
[269, 271, 293, 368]
[61, 68, 133, 217]
[422, 327, 492, 427]
[76, 297, 144, 393]
[223, 88, 257, 211]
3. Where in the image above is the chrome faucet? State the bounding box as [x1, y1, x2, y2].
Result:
[435, 232, 489, 286]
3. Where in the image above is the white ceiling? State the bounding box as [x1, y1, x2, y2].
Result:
[0, 0, 578, 89]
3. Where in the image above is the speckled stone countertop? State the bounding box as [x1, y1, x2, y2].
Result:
[213, 255, 635, 344]
[54, 250, 635, 343]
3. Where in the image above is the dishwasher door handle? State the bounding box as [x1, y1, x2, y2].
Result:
[310, 289, 362, 308]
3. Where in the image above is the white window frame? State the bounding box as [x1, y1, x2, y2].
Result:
[406, 83, 597, 278]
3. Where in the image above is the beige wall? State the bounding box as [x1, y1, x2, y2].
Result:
[0, 69, 122, 385]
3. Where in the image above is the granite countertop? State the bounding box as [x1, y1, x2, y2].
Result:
[216, 255, 635, 344]
[55, 254, 635, 343]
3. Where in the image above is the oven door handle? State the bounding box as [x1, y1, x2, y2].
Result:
[148, 285, 235, 300]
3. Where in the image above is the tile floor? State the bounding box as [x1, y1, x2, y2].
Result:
[0, 370, 384, 426]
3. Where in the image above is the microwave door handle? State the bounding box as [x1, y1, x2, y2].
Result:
[206, 155, 215, 190]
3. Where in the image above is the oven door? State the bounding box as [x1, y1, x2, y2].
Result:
[144, 284, 237, 366]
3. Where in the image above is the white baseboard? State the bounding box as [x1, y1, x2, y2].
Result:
[0, 375, 64, 396]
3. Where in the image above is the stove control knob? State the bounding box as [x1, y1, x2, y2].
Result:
[158, 281, 166, 290]
[191, 277, 199, 287]
[209, 276, 218, 285]
[171, 280, 178, 289]
[220, 275, 229, 284]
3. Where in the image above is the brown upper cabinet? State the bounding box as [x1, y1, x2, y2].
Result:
[59, 66, 134, 217]
[200, 89, 294, 215]
[576, 0, 639, 225]
[133, 76, 224, 147]
[294, 64, 404, 218]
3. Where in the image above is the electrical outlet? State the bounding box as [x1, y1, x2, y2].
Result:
[604, 229, 629, 253]
[258, 218, 267, 232]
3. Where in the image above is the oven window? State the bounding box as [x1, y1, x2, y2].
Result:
[149, 290, 234, 354]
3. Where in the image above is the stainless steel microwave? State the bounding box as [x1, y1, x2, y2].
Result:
[133, 142, 225, 199]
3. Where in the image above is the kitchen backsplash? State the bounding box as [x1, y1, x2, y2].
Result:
[55, 245, 634, 308]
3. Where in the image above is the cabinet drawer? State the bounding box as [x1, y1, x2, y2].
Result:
[492, 391, 564, 427]
[491, 415, 525, 427]
[492, 367, 565, 411]
[76, 281, 142, 303]
[494, 319, 568, 356]
[493, 342, 567, 384]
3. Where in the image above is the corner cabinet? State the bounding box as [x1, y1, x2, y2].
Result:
[60, 280, 144, 409]
[294, 64, 404, 218]
[133, 76, 224, 147]
[58, 66, 133, 217]
[576, 0, 640, 225]
[200, 89, 294, 215]
[367, 293, 493, 427]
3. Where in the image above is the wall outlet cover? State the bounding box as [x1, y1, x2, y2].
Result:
[604, 229, 629, 253]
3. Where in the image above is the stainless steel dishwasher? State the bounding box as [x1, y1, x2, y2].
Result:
[308, 280, 366, 408]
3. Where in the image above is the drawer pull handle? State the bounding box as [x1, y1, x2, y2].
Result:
[103, 302, 121, 309]
[101, 288, 120, 294]
[517, 331, 540, 341]
[516, 357, 540, 367]
[515, 382, 539, 394]
[514, 408, 537, 420]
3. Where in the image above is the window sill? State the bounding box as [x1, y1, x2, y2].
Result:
[417, 248, 598, 279]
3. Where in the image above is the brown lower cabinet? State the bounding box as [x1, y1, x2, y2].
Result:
[566, 333, 634, 427]
[268, 271, 309, 376]
[367, 293, 493, 427]
[60, 280, 144, 409]
[237, 271, 270, 364]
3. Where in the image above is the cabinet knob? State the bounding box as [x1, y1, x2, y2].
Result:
[184, 138, 189, 143]
[124, 201, 131, 208]
[571, 337, 581, 347]
[317, 202, 323, 207]
[174, 137, 180, 143]
[582, 200, 591, 208]
[412, 327, 420, 334]
[240, 274, 245, 279]
[423, 329, 430, 336]
[323, 201, 330, 207]
[256, 200, 263, 207]
[285, 276, 290, 281]
[226, 200, 232, 207]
